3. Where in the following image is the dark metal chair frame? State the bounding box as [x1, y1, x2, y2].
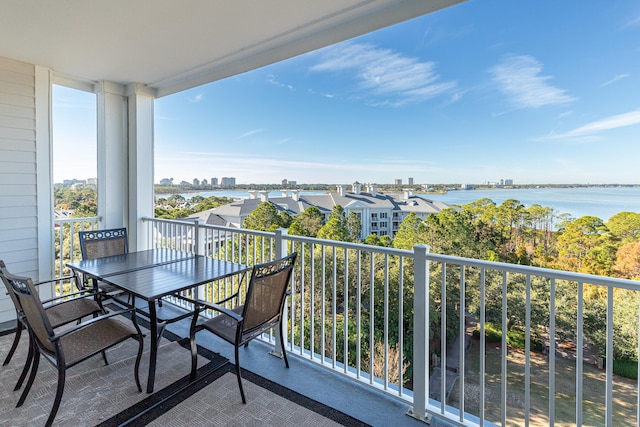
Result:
[2, 268, 144, 427]
[0, 260, 104, 391]
[78, 227, 130, 301]
[187, 252, 297, 403]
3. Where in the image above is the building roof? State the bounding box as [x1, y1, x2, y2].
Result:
[190, 190, 454, 226]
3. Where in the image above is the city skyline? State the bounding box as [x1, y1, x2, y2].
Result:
[53, 1, 640, 185]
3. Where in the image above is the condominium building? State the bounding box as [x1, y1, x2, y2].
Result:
[191, 182, 452, 240]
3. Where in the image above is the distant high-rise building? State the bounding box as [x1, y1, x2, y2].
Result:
[282, 179, 288, 186]
[201, 178, 208, 186]
[159, 178, 174, 186]
[221, 177, 236, 186]
[504, 178, 513, 185]
[211, 177, 218, 186]
[408, 177, 414, 185]
[193, 178, 200, 186]
[394, 179, 402, 185]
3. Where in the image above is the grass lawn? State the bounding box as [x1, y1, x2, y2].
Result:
[447, 338, 638, 426]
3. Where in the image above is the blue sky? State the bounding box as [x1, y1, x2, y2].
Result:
[55, 0, 640, 185]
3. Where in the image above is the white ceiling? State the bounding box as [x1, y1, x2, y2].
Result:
[0, 0, 463, 97]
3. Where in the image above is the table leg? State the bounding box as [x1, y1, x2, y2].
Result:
[146, 300, 158, 393]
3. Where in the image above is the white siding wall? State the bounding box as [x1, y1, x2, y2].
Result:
[0, 57, 37, 322]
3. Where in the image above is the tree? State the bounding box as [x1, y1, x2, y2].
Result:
[317, 218, 350, 241]
[288, 206, 324, 237]
[555, 216, 609, 273]
[607, 212, 640, 244]
[614, 241, 640, 280]
[392, 212, 427, 250]
[346, 212, 362, 242]
[242, 202, 285, 231]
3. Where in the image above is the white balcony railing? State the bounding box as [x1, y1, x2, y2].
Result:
[55, 217, 640, 426]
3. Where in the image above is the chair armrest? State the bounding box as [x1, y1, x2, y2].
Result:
[40, 289, 98, 306]
[181, 296, 243, 322]
[33, 274, 76, 286]
[215, 291, 240, 305]
[49, 308, 136, 342]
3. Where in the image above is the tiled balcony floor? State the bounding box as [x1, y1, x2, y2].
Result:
[0, 310, 449, 427]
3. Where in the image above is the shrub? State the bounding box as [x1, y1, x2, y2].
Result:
[613, 359, 638, 380]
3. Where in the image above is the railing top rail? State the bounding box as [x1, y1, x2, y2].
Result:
[54, 216, 101, 224]
[142, 216, 197, 225]
[427, 251, 640, 290]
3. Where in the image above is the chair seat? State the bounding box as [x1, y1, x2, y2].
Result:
[60, 318, 138, 367]
[45, 298, 102, 329]
[200, 305, 244, 343]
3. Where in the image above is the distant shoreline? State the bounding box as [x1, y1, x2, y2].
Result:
[154, 183, 640, 195]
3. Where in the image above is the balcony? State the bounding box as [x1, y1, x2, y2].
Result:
[37, 216, 640, 426]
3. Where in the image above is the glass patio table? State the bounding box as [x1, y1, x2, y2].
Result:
[68, 248, 250, 393]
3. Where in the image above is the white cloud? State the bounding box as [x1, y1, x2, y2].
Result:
[538, 109, 640, 141]
[602, 73, 630, 86]
[190, 93, 203, 103]
[267, 74, 294, 91]
[236, 128, 266, 139]
[489, 55, 576, 108]
[310, 42, 456, 106]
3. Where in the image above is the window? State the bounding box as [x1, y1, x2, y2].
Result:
[380, 212, 388, 219]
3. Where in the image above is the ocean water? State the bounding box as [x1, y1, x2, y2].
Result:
[419, 187, 640, 221]
[167, 187, 640, 222]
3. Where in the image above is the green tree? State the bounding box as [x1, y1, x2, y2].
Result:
[242, 202, 285, 231]
[317, 218, 350, 241]
[606, 212, 640, 244]
[346, 212, 362, 242]
[555, 216, 609, 273]
[288, 206, 324, 237]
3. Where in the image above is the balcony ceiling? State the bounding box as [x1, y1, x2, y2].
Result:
[0, 0, 462, 97]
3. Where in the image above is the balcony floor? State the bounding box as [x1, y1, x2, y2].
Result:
[0, 311, 452, 426]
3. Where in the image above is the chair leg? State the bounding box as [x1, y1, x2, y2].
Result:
[279, 320, 290, 369]
[14, 332, 35, 391]
[189, 329, 198, 381]
[45, 365, 66, 427]
[234, 345, 246, 404]
[2, 319, 22, 366]
[17, 348, 40, 408]
[101, 350, 109, 365]
[133, 336, 143, 392]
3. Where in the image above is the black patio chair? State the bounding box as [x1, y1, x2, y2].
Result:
[0, 260, 103, 390]
[188, 252, 297, 403]
[2, 268, 144, 427]
[78, 227, 129, 300]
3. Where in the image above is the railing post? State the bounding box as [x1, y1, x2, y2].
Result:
[272, 228, 288, 358]
[409, 244, 430, 422]
[194, 218, 205, 256]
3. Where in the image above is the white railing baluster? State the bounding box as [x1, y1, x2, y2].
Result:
[459, 265, 465, 424]
[344, 248, 349, 374]
[606, 286, 614, 427]
[577, 281, 584, 427]
[550, 278, 556, 426]
[502, 271, 508, 426]
[479, 267, 486, 425]
[525, 274, 531, 427]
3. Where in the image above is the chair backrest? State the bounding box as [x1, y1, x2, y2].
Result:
[0, 260, 22, 315]
[0, 267, 55, 353]
[79, 228, 128, 260]
[241, 252, 297, 336]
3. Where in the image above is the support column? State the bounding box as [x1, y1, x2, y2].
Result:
[409, 244, 430, 422]
[34, 66, 54, 292]
[127, 83, 155, 251]
[96, 81, 128, 230]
